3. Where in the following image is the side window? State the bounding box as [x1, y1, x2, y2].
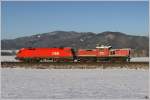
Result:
[111, 51, 115, 55]
[28, 48, 36, 50]
[99, 48, 104, 51]
[86, 49, 92, 51]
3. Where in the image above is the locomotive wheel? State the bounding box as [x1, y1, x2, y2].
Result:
[110, 57, 127, 62]
[52, 58, 73, 62]
[127, 57, 130, 62]
[21, 58, 40, 63]
[78, 57, 97, 62]
[97, 58, 110, 62]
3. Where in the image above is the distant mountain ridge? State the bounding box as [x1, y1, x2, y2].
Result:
[1, 31, 149, 57]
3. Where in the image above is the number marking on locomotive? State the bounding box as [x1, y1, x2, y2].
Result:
[51, 52, 60, 55]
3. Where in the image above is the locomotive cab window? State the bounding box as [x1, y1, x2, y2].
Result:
[99, 48, 104, 51]
[111, 51, 115, 55]
[86, 49, 93, 51]
[28, 48, 36, 50]
[18, 50, 22, 53]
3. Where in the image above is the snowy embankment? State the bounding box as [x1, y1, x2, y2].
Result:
[1, 68, 148, 99]
[130, 57, 149, 62]
[1, 56, 149, 62]
[1, 56, 18, 62]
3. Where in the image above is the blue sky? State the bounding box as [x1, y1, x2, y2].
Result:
[1, 1, 149, 39]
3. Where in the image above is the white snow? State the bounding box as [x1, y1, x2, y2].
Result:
[1, 68, 148, 99]
[1, 56, 18, 62]
[130, 57, 149, 62]
[1, 50, 18, 53]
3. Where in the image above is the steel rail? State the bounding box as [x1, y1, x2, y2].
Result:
[1, 61, 149, 69]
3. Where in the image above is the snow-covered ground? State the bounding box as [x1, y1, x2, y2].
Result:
[130, 57, 149, 62]
[1, 56, 18, 62]
[1, 56, 149, 62]
[1, 68, 148, 99]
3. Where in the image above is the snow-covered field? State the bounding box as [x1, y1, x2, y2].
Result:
[1, 68, 149, 99]
[1, 56, 18, 62]
[131, 57, 149, 62]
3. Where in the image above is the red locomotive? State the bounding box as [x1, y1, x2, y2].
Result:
[77, 45, 130, 62]
[16, 45, 131, 62]
[16, 47, 76, 62]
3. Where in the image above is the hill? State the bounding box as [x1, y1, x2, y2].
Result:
[1, 31, 149, 57]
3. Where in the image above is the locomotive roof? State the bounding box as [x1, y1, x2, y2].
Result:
[96, 45, 112, 49]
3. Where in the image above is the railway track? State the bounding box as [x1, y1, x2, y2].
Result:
[1, 62, 149, 69]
